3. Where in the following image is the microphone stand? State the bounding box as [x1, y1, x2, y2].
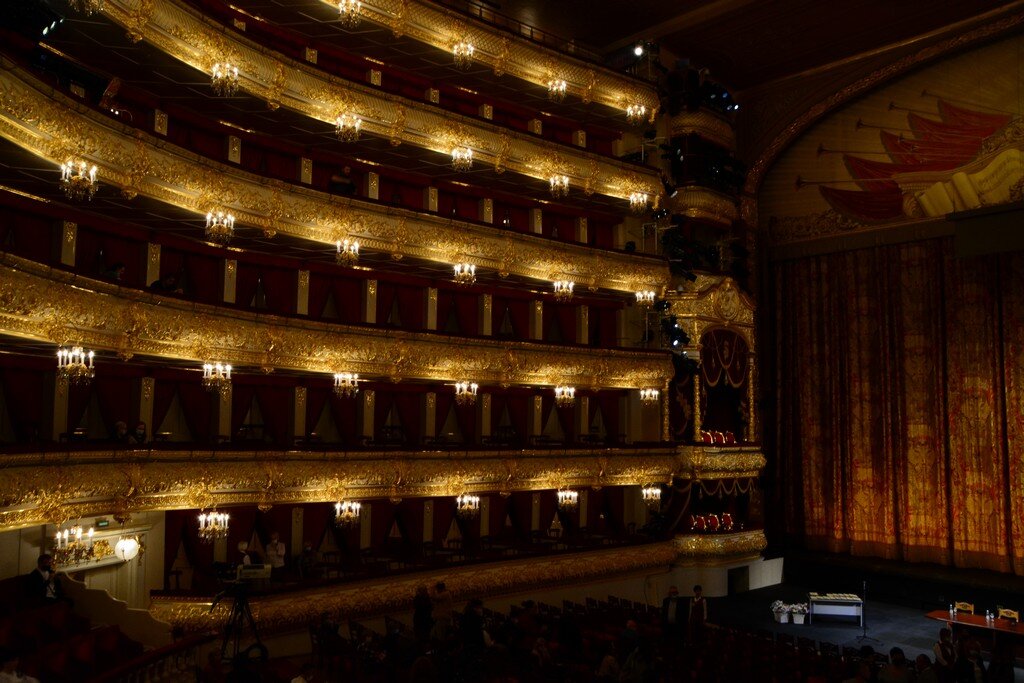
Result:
[856, 580, 881, 645]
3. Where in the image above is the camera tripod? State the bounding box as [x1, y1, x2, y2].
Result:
[211, 581, 266, 661]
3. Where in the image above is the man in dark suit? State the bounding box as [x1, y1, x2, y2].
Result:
[25, 554, 63, 606]
[661, 585, 684, 640]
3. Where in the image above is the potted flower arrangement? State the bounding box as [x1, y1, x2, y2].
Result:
[770, 600, 789, 623]
[790, 603, 809, 625]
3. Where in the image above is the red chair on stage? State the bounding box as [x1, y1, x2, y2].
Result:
[691, 515, 706, 532]
[721, 513, 734, 531]
[706, 514, 720, 532]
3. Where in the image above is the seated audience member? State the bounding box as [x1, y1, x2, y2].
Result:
[879, 647, 913, 683]
[237, 542, 253, 567]
[954, 640, 986, 683]
[25, 554, 63, 605]
[413, 585, 433, 644]
[595, 643, 620, 683]
[915, 654, 939, 683]
[102, 262, 126, 283]
[843, 661, 874, 683]
[131, 421, 148, 444]
[264, 531, 287, 579]
[112, 420, 131, 443]
[934, 627, 956, 678]
[290, 662, 316, 683]
[149, 273, 183, 294]
[0, 650, 40, 683]
[329, 166, 357, 195]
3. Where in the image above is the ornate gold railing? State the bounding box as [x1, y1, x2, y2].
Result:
[99, 0, 660, 202]
[0, 62, 668, 294]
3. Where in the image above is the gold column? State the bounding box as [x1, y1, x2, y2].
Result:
[479, 393, 491, 441]
[217, 385, 232, 440]
[692, 374, 702, 438]
[52, 378, 69, 441]
[479, 294, 492, 336]
[530, 208, 543, 235]
[139, 377, 155, 433]
[60, 221, 77, 267]
[661, 378, 671, 442]
[223, 260, 237, 304]
[296, 270, 310, 316]
[424, 392, 436, 440]
[530, 301, 543, 341]
[747, 357, 757, 443]
[146, 243, 161, 287]
[479, 198, 493, 224]
[425, 288, 438, 330]
[530, 395, 543, 438]
[293, 386, 306, 443]
[576, 305, 589, 345]
[364, 280, 377, 324]
[361, 390, 375, 441]
[366, 172, 379, 200]
[423, 500, 433, 543]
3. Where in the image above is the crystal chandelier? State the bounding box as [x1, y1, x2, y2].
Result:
[635, 290, 656, 308]
[336, 239, 360, 265]
[202, 363, 232, 394]
[205, 210, 235, 245]
[557, 489, 579, 511]
[453, 263, 476, 286]
[335, 112, 361, 142]
[333, 372, 359, 398]
[641, 485, 662, 507]
[451, 146, 473, 172]
[454, 381, 478, 406]
[211, 63, 239, 96]
[552, 280, 574, 301]
[197, 511, 229, 543]
[452, 41, 475, 70]
[554, 385, 576, 407]
[60, 160, 98, 201]
[626, 103, 647, 125]
[57, 347, 95, 387]
[639, 388, 660, 406]
[68, 0, 104, 15]
[456, 494, 480, 518]
[549, 174, 570, 198]
[334, 500, 362, 527]
[338, 0, 361, 28]
[547, 79, 567, 103]
[629, 191, 649, 213]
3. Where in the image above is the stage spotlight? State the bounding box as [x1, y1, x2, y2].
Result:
[634, 43, 645, 57]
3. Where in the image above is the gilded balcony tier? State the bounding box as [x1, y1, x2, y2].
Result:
[669, 109, 736, 151]
[0, 63, 668, 294]
[0, 445, 683, 532]
[676, 445, 766, 480]
[306, 0, 661, 117]
[0, 255, 672, 389]
[97, 0, 660, 202]
[148, 531, 765, 632]
[669, 187, 740, 228]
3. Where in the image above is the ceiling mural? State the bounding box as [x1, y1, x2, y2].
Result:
[760, 33, 1024, 245]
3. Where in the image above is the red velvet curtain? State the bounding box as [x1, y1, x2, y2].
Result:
[0, 359, 49, 442]
[769, 239, 1024, 574]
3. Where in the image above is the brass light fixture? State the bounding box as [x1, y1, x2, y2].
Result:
[453, 262, 476, 286]
[60, 160, 98, 201]
[338, 0, 362, 28]
[626, 103, 647, 125]
[202, 363, 232, 394]
[454, 381, 479, 406]
[552, 280, 574, 301]
[547, 78, 567, 103]
[335, 112, 362, 142]
[554, 385, 576, 407]
[635, 290, 656, 308]
[333, 372, 359, 398]
[451, 146, 473, 172]
[557, 489, 579, 511]
[336, 239, 360, 265]
[57, 346, 95, 387]
[211, 63, 239, 96]
[197, 510, 229, 543]
[549, 174, 570, 198]
[639, 388, 660, 406]
[334, 500, 362, 527]
[452, 41, 475, 70]
[205, 210, 235, 245]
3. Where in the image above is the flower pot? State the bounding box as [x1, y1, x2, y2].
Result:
[773, 611, 789, 623]
[792, 613, 806, 625]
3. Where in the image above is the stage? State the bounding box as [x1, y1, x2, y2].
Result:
[713, 583, 1024, 681]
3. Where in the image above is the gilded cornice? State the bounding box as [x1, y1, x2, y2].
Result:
[98, 0, 660, 202]
[149, 538, 688, 632]
[669, 110, 735, 151]
[0, 64, 668, 294]
[146, 531, 766, 632]
[0, 255, 672, 389]
[676, 445, 766, 480]
[669, 187, 739, 227]
[664, 276, 756, 351]
[0, 445, 682, 532]
[320, 1, 660, 117]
